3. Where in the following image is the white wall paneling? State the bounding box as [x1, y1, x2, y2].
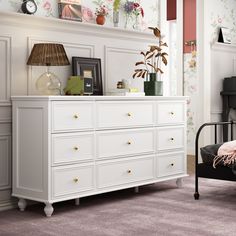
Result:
[211, 43, 236, 121]
[0, 135, 11, 190]
[0, 36, 11, 103]
[27, 37, 95, 95]
[105, 46, 144, 93]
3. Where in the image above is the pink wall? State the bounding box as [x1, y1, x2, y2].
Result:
[183, 0, 196, 53]
[167, 0, 176, 21]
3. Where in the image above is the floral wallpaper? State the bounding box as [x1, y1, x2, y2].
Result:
[0, 0, 160, 31]
[210, 0, 236, 44]
[184, 0, 236, 153]
[184, 53, 197, 150]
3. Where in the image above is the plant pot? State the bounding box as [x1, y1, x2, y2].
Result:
[96, 15, 105, 25]
[149, 72, 157, 82]
[144, 81, 163, 96]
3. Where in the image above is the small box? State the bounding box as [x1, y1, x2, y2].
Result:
[58, 0, 82, 22]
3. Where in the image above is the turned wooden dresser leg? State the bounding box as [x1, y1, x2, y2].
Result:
[18, 198, 27, 211]
[134, 187, 139, 193]
[44, 203, 54, 217]
[176, 178, 183, 188]
[75, 198, 80, 206]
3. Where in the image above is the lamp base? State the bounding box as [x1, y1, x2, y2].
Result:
[36, 72, 61, 95]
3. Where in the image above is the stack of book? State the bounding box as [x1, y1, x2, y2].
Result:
[58, 0, 82, 22]
[106, 89, 145, 96]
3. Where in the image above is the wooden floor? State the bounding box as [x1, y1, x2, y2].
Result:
[187, 155, 195, 175]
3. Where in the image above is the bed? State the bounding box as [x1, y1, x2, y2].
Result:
[194, 121, 236, 200]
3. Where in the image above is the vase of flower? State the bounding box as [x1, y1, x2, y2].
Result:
[95, 4, 108, 25]
[96, 15, 106, 25]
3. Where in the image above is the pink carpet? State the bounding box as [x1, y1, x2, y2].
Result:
[0, 176, 236, 236]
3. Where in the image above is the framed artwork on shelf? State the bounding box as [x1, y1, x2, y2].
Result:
[218, 27, 231, 44]
[58, 0, 82, 22]
[72, 57, 103, 95]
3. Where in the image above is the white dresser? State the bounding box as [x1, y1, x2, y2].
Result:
[12, 96, 188, 217]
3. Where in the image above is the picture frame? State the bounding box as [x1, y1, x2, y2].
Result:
[218, 27, 231, 44]
[72, 57, 103, 95]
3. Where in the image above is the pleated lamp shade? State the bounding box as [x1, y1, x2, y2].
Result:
[27, 43, 70, 95]
[27, 43, 70, 66]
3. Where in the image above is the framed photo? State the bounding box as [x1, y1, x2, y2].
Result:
[218, 27, 231, 44]
[72, 57, 103, 95]
[58, 0, 82, 22]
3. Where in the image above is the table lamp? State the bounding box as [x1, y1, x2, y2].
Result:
[27, 43, 70, 95]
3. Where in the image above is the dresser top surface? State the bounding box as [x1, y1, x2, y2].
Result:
[11, 95, 188, 102]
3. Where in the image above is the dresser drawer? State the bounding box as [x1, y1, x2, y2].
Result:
[96, 101, 154, 129]
[52, 102, 94, 132]
[157, 153, 185, 177]
[52, 164, 94, 198]
[52, 132, 95, 165]
[97, 156, 154, 189]
[97, 128, 155, 159]
[156, 102, 185, 125]
[157, 127, 184, 151]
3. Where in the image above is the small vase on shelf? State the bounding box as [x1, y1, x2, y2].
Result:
[113, 11, 119, 27]
[96, 15, 105, 25]
[124, 14, 131, 29]
[133, 15, 140, 30]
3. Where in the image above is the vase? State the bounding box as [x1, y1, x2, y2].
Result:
[144, 81, 163, 96]
[133, 15, 140, 30]
[96, 15, 105, 25]
[149, 72, 157, 82]
[124, 14, 131, 29]
[113, 11, 119, 27]
[144, 73, 163, 96]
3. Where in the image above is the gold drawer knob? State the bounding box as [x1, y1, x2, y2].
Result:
[170, 137, 174, 141]
[170, 112, 174, 115]
[170, 163, 174, 167]
[73, 114, 79, 119]
[73, 178, 79, 183]
[127, 112, 132, 117]
[127, 169, 132, 174]
[127, 141, 132, 145]
[74, 146, 79, 151]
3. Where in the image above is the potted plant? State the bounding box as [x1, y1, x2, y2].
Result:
[95, 4, 109, 25]
[133, 27, 168, 96]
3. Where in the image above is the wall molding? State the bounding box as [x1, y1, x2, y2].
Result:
[212, 42, 236, 53]
[0, 135, 11, 191]
[0, 36, 11, 103]
[104, 46, 141, 92]
[27, 37, 95, 95]
[0, 11, 156, 43]
[0, 199, 17, 211]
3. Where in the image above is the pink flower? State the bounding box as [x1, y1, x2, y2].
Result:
[43, 1, 51, 10]
[82, 7, 94, 22]
[140, 7, 144, 17]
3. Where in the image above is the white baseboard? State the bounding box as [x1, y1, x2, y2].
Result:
[0, 199, 17, 211]
[187, 147, 195, 156]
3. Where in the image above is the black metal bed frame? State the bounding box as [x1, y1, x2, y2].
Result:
[194, 121, 236, 200]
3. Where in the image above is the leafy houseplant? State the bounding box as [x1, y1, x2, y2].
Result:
[133, 27, 168, 95]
